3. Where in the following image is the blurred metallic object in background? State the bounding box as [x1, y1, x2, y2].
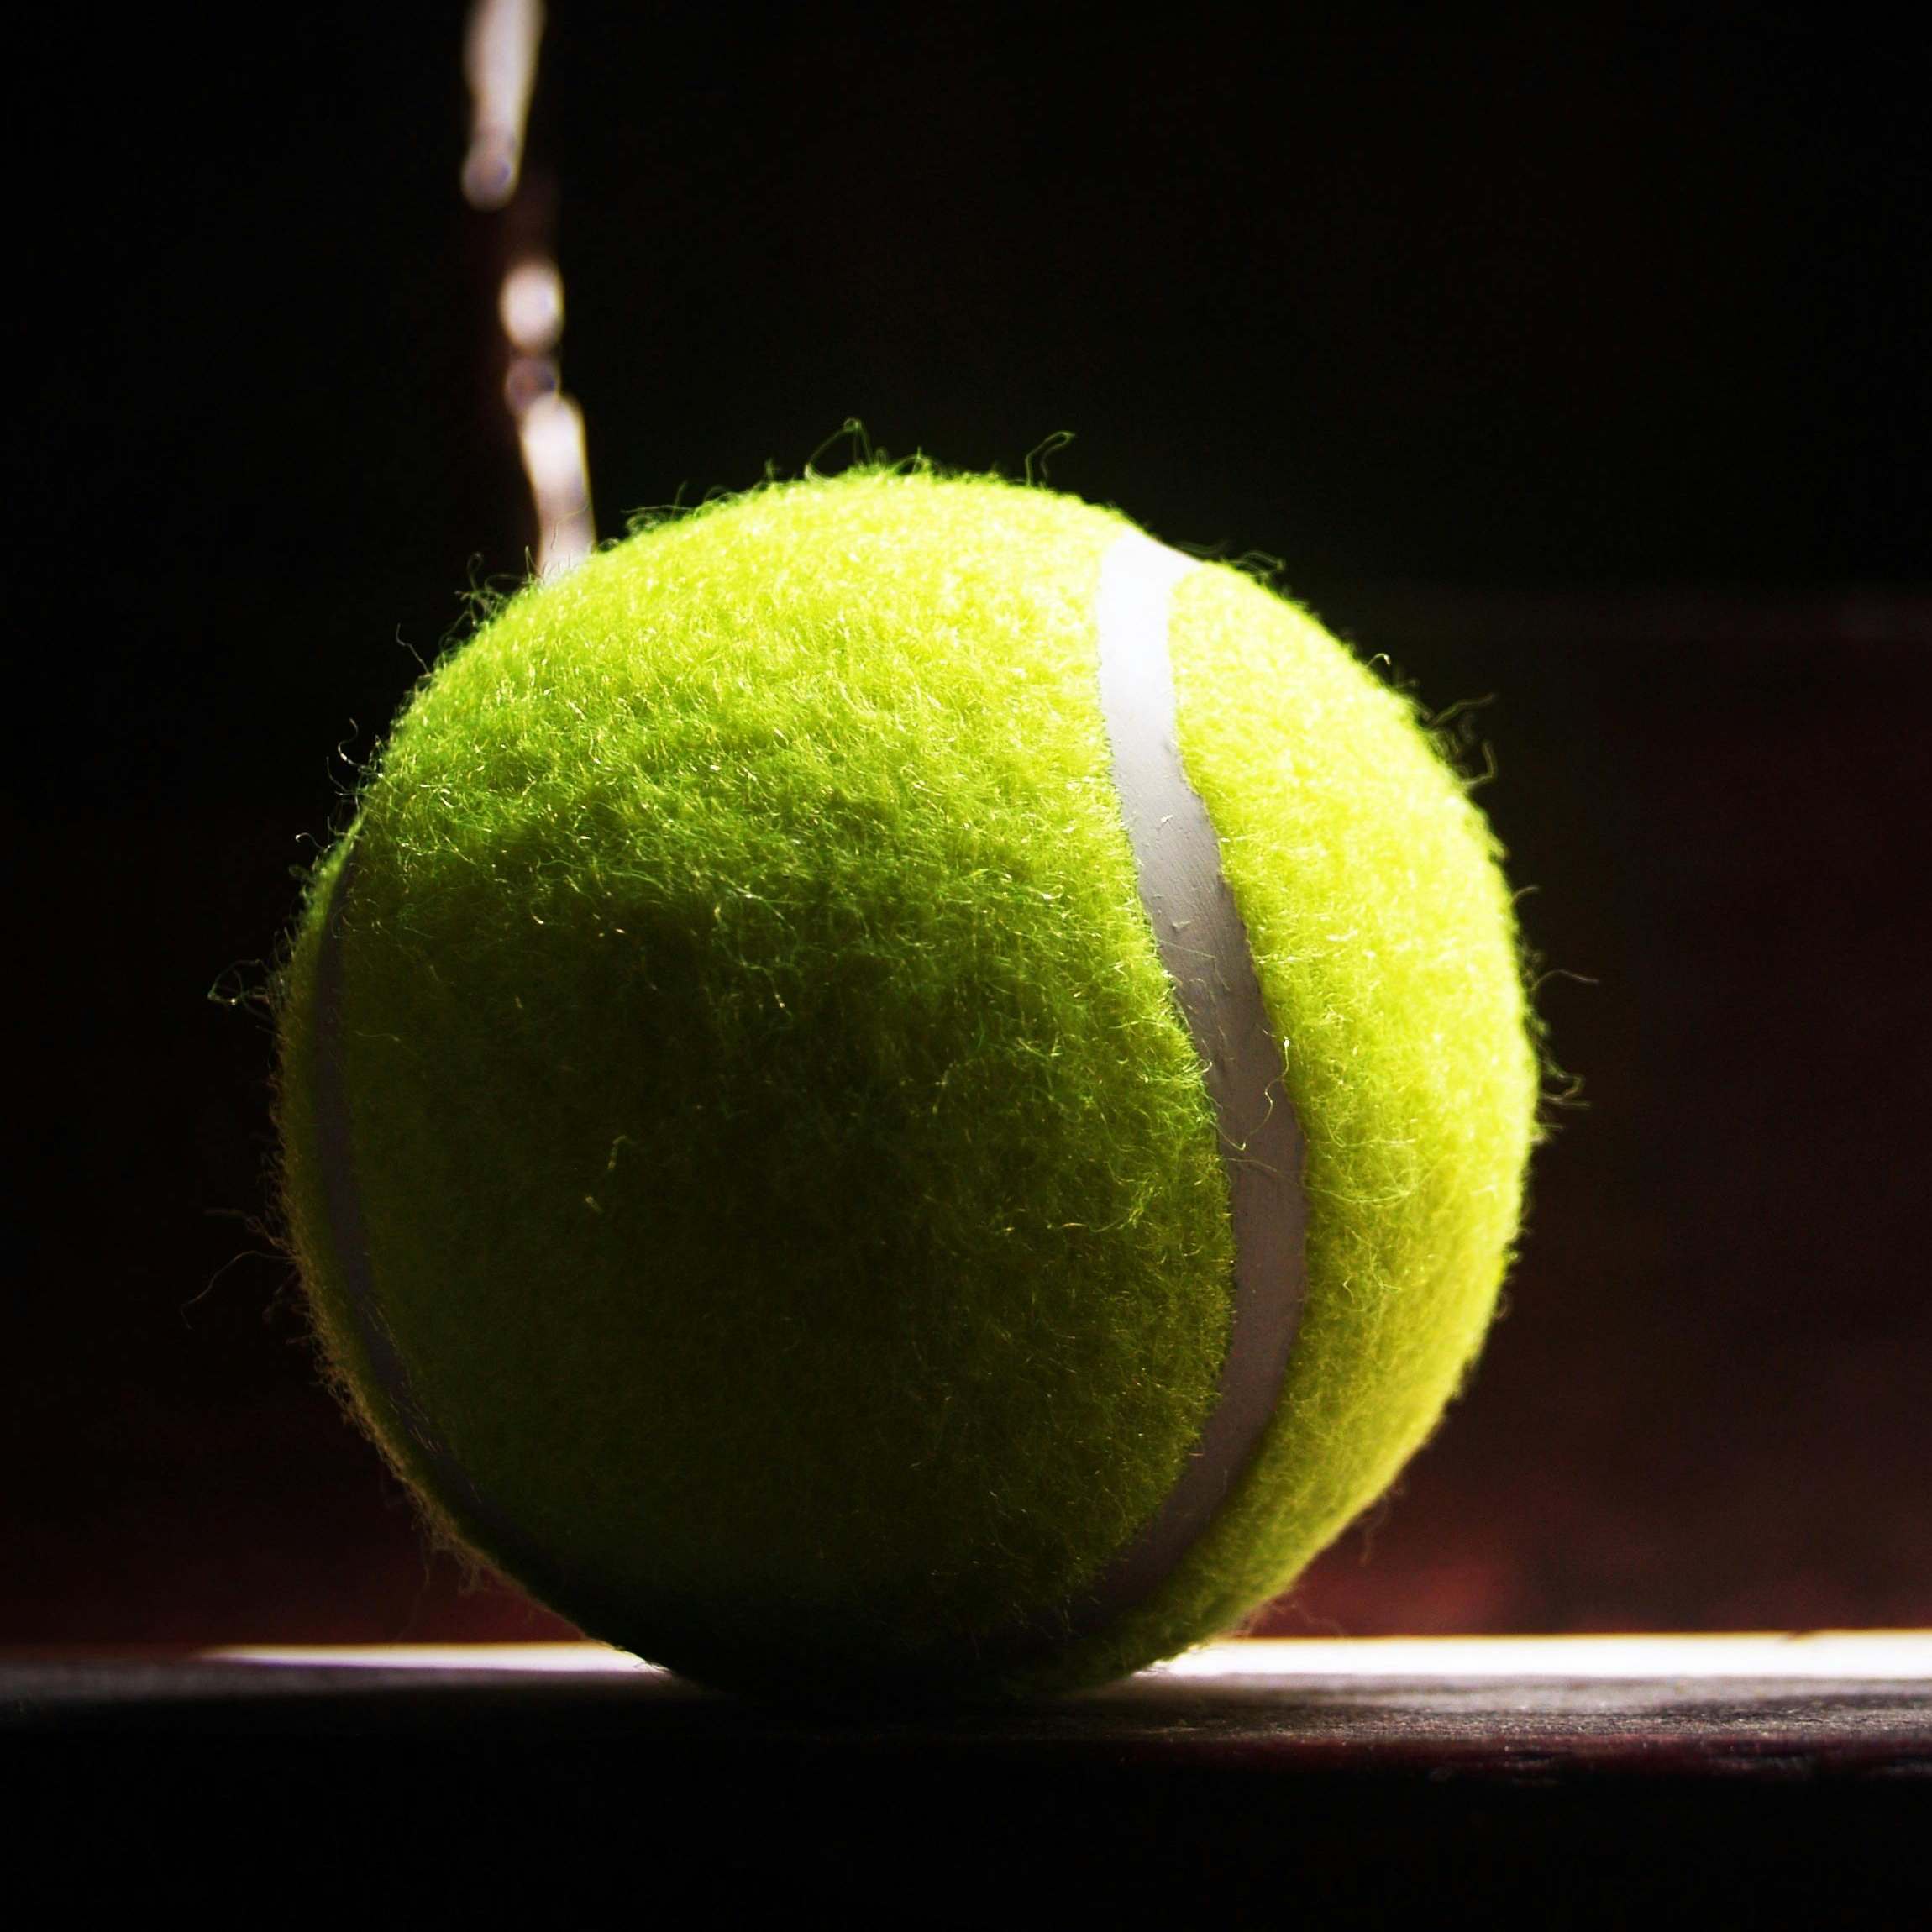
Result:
[465, 0, 594, 574]
[462, 0, 543, 211]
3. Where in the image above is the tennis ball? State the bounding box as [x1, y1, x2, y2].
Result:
[276, 468, 1538, 1700]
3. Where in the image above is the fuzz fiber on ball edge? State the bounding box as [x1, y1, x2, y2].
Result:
[276, 469, 1539, 1698]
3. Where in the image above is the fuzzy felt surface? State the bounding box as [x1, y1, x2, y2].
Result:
[276, 470, 1537, 1699]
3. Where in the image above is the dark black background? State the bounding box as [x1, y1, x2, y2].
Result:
[10, 4, 1930, 1644]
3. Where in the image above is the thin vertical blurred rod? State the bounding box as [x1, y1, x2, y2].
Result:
[461, 0, 543, 209]
[463, 0, 595, 576]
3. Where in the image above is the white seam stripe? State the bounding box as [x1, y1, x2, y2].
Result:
[1079, 528, 1309, 1628]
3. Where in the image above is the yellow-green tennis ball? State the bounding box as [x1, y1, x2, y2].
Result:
[276, 469, 1538, 1700]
